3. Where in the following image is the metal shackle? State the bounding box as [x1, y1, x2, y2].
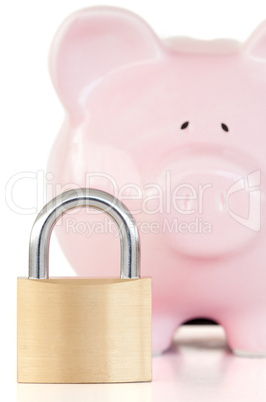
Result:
[29, 188, 140, 279]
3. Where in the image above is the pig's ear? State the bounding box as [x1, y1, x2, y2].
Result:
[245, 21, 266, 61]
[50, 7, 164, 112]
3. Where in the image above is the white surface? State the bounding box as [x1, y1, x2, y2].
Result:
[2, 0, 266, 400]
[15, 326, 266, 401]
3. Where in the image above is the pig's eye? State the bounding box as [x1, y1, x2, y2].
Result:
[221, 123, 229, 132]
[181, 121, 189, 129]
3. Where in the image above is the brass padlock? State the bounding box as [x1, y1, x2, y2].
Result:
[17, 188, 152, 383]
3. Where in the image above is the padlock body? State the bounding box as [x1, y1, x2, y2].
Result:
[17, 278, 151, 383]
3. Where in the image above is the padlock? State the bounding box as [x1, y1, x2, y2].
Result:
[17, 188, 152, 383]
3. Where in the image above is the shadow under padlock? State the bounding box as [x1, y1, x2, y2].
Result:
[17, 188, 152, 383]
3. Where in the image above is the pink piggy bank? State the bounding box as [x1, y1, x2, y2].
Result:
[48, 7, 266, 355]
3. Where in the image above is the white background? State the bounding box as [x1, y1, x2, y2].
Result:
[1, 0, 266, 400]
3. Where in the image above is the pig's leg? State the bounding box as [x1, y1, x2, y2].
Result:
[152, 313, 183, 355]
[223, 312, 266, 357]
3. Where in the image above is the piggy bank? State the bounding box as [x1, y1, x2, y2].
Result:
[48, 7, 266, 355]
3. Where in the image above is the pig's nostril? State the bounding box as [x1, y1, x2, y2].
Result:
[181, 121, 189, 129]
[221, 123, 229, 132]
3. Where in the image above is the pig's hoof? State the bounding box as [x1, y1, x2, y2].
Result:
[152, 351, 164, 357]
[233, 349, 266, 358]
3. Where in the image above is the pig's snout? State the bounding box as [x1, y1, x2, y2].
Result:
[154, 148, 261, 258]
